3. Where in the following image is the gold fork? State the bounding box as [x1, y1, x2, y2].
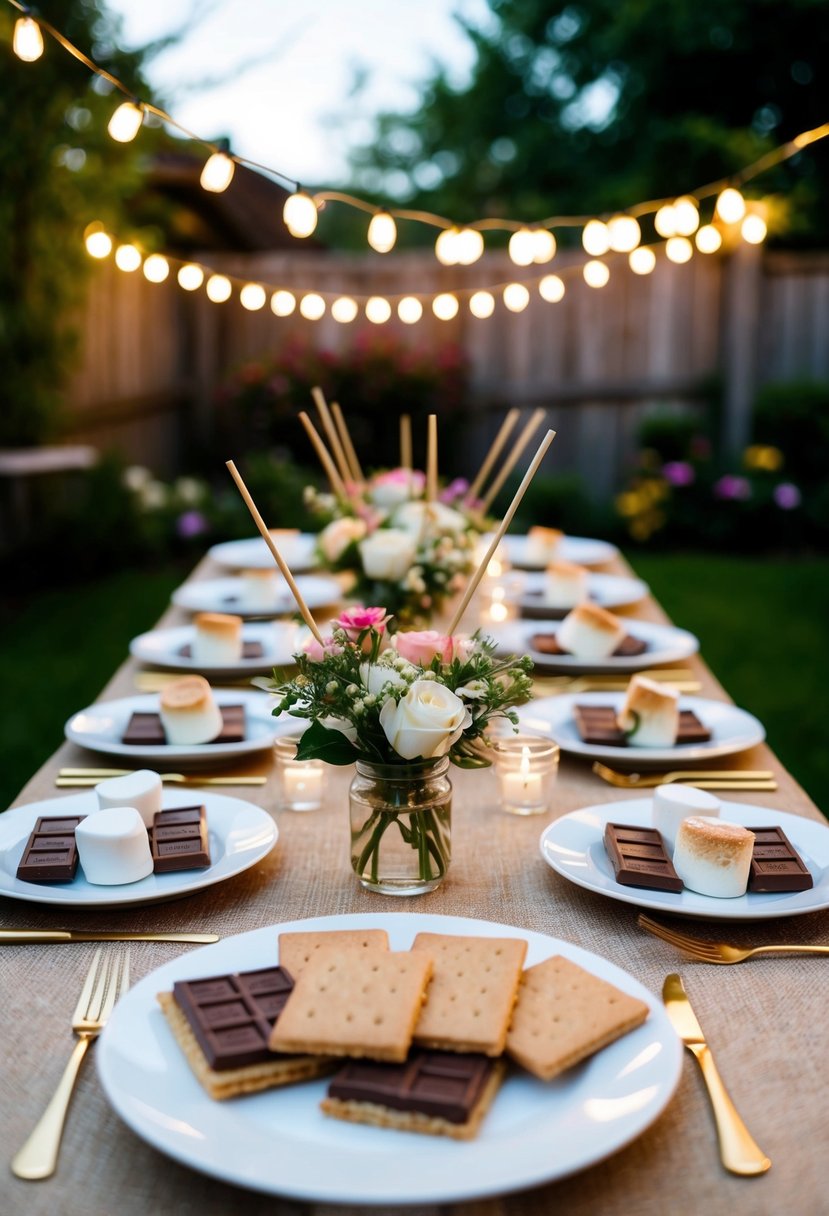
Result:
[534, 677, 701, 695]
[592, 762, 776, 790]
[639, 914, 829, 964]
[12, 947, 131, 1179]
[56, 768, 266, 787]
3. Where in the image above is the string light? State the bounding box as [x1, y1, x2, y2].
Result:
[331, 296, 358, 323]
[84, 223, 112, 259]
[654, 205, 677, 238]
[433, 293, 459, 320]
[206, 273, 232, 302]
[239, 283, 266, 310]
[608, 215, 641, 252]
[398, 297, 423, 324]
[107, 100, 143, 143]
[367, 211, 397, 253]
[583, 260, 610, 288]
[741, 213, 768, 244]
[365, 296, 391, 324]
[469, 290, 495, 318]
[665, 236, 693, 264]
[283, 190, 318, 238]
[695, 225, 722, 254]
[582, 220, 610, 256]
[503, 282, 530, 312]
[299, 292, 326, 320]
[672, 196, 700, 235]
[539, 274, 565, 302]
[508, 228, 537, 266]
[457, 228, 484, 265]
[200, 151, 235, 194]
[716, 187, 746, 223]
[13, 15, 43, 61]
[271, 289, 296, 317]
[177, 263, 204, 291]
[114, 243, 141, 272]
[142, 254, 169, 283]
[629, 247, 656, 275]
[532, 229, 556, 263]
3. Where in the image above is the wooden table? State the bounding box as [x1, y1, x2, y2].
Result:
[3, 553, 827, 1216]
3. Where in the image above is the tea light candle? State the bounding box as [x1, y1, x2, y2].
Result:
[275, 737, 326, 812]
[492, 735, 559, 816]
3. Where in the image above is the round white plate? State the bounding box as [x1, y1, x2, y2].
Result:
[540, 800, 829, 920]
[97, 912, 682, 1205]
[499, 534, 619, 569]
[130, 623, 302, 677]
[489, 618, 698, 674]
[209, 534, 319, 572]
[172, 575, 342, 620]
[513, 571, 649, 616]
[518, 693, 765, 766]
[0, 789, 277, 908]
[65, 690, 298, 765]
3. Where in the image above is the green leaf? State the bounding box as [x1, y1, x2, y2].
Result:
[294, 719, 357, 766]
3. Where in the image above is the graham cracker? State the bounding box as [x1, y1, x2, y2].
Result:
[278, 929, 389, 980]
[410, 933, 527, 1055]
[269, 947, 433, 1062]
[505, 955, 649, 1081]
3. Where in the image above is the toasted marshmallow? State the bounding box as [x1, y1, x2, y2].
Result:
[652, 784, 720, 852]
[76, 807, 153, 886]
[673, 816, 755, 898]
[617, 675, 679, 747]
[159, 676, 223, 745]
[525, 526, 564, 566]
[240, 567, 280, 610]
[542, 560, 589, 609]
[96, 769, 162, 829]
[557, 602, 627, 660]
[192, 612, 243, 664]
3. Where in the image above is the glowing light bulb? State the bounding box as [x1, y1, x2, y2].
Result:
[200, 151, 235, 193]
[283, 191, 318, 238]
[533, 229, 556, 263]
[84, 224, 112, 259]
[665, 236, 693, 264]
[539, 274, 565, 302]
[716, 188, 746, 224]
[695, 225, 722, 254]
[271, 290, 296, 317]
[206, 274, 232, 302]
[508, 228, 537, 267]
[331, 296, 358, 323]
[583, 260, 610, 288]
[299, 293, 325, 320]
[143, 254, 169, 283]
[432, 293, 459, 320]
[582, 220, 610, 256]
[654, 205, 677, 238]
[13, 16, 43, 61]
[365, 296, 391, 324]
[629, 247, 656, 275]
[398, 296, 423, 324]
[457, 227, 484, 265]
[672, 196, 700, 236]
[114, 244, 141, 272]
[503, 282, 530, 312]
[240, 283, 266, 311]
[741, 214, 767, 244]
[177, 263, 204, 291]
[367, 211, 397, 253]
[107, 101, 144, 143]
[469, 290, 495, 318]
[435, 227, 460, 265]
[608, 214, 641, 252]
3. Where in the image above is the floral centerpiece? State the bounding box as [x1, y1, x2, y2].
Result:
[262, 607, 533, 894]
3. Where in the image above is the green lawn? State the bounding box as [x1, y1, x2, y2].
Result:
[0, 555, 826, 811]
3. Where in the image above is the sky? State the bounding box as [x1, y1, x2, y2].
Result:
[107, 0, 492, 187]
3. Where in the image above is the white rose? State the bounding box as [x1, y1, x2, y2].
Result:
[359, 529, 417, 581]
[359, 658, 410, 700]
[319, 517, 367, 562]
[370, 481, 412, 509]
[379, 679, 472, 760]
[393, 501, 468, 536]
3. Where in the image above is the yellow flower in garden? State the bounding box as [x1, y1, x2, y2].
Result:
[744, 445, 784, 472]
[616, 491, 644, 517]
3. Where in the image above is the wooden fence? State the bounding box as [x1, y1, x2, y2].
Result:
[62, 246, 829, 497]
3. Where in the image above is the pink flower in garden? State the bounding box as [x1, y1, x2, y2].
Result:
[301, 635, 342, 662]
[773, 482, 801, 510]
[662, 461, 695, 487]
[713, 474, 752, 502]
[439, 477, 470, 504]
[335, 606, 390, 641]
[392, 630, 454, 666]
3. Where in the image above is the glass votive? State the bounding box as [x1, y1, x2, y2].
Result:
[274, 736, 327, 812]
[492, 735, 559, 816]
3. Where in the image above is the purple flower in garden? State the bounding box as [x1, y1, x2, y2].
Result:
[662, 461, 695, 487]
[773, 482, 801, 510]
[439, 477, 469, 503]
[713, 475, 752, 502]
[176, 510, 209, 539]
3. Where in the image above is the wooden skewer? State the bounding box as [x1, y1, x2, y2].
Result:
[225, 461, 325, 644]
[331, 401, 364, 483]
[446, 429, 556, 635]
[426, 413, 438, 502]
[481, 408, 546, 512]
[311, 385, 352, 487]
[400, 414, 412, 470]
[299, 411, 348, 500]
[465, 408, 520, 502]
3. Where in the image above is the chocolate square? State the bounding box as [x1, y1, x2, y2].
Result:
[16, 816, 85, 883]
[574, 705, 710, 746]
[122, 705, 245, 746]
[150, 805, 210, 872]
[173, 967, 295, 1070]
[327, 1050, 497, 1125]
[747, 825, 813, 892]
[530, 633, 647, 658]
[178, 641, 264, 659]
[604, 823, 683, 892]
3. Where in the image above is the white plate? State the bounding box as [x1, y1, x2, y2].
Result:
[97, 912, 682, 1205]
[499, 534, 619, 569]
[540, 800, 829, 920]
[0, 789, 277, 908]
[65, 690, 298, 765]
[489, 618, 698, 673]
[130, 623, 302, 677]
[518, 693, 765, 766]
[172, 575, 342, 620]
[209, 534, 319, 572]
[512, 571, 649, 615]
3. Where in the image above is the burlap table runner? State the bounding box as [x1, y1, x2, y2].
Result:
[3, 552, 827, 1216]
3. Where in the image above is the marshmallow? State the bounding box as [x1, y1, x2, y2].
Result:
[192, 612, 243, 665]
[673, 816, 755, 898]
[96, 769, 162, 829]
[542, 560, 589, 609]
[525, 526, 564, 567]
[159, 676, 223, 745]
[652, 784, 720, 853]
[557, 602, 627, 660]
[240, 568, 280, 610]
[76, 807, 154, 886]
[617, 675, 679, 747]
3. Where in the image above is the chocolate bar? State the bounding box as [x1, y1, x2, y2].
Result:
[530, 633, 647, 658]
[575, 705, 710, 746]
[604, 823, 683, 892]
[122, 705, 245, 746]
[173, 967, 296, 1070]
[151, 805, 211, 872]
[521, 592, 597, 622]
[747, 826, 813, 893]
[16, 816, 86, 883]
[178, 641, 264, 659]
[327, 1050, 497, 1125]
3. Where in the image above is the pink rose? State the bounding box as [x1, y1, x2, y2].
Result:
[449, 635, 475, 662]
[301, 634, 341, 662]
[335, 606, 390, 641]
[392, 630, 454, 666]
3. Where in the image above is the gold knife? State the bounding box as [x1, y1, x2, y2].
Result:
[55, 776, 266, 787]
[0, 930, 219, 944]
[663, 974, 770, 1175]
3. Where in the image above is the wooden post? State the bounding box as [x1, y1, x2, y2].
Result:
[720, 243, 763, 458]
